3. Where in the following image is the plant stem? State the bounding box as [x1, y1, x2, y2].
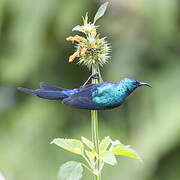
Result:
[91, 64, 101, 180]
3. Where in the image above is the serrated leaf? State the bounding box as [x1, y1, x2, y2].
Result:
[72, 25, 83, 32]
[93, 2, 109, 24]
[81, 137, 94, 150]
[99, 136, 111, 154]
[111, 144, 142, 162]
[101, 151, 117, 165]
[58, 161, 83, 180]
[51, 138, 83, 155]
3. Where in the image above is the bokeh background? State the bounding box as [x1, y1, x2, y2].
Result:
[0, 0, 180, 179]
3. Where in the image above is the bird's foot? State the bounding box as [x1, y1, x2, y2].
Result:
[91, 72, 99, 79]
[82, 73, 99, 87]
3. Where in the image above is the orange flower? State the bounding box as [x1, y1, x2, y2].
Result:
[66, 35, 84, 42]
[74, 35, 83, 42]
[91, 29, 97, 38]
[66, 36, 74, 42]
[81, 46, 87, 55]
[69, 50, 80, 62]
[90, 43, 98, 50]
[99, 42, 103, 46]
[69, 55, 75, 62]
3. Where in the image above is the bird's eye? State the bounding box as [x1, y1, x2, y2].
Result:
[133, 82, 138, 85]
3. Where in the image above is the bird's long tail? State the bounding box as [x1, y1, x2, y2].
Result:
[18, 87, 68, 100]
[18, 82, 70, 100]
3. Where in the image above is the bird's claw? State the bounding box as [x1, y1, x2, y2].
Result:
[91, 72, 99, 79]
[82, 73, 99, 87]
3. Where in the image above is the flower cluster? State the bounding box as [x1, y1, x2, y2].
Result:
[66, 12, 111, 69]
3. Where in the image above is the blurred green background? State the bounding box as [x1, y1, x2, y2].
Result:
[0, 0, 180, 179]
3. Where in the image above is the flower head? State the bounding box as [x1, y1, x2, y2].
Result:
[66, 2, 110, 69]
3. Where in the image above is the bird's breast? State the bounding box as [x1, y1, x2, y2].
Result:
[92, 84, 126, 108]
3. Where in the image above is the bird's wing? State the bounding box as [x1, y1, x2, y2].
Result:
[62, 84, 101, 110]
[40, 82, 66, 91]
[79, 84, 95, 90]
[62, 83, 115, 110]
[40, 82, 95, 91]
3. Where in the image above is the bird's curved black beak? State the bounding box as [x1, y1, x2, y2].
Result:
[139, 82, 152, 88]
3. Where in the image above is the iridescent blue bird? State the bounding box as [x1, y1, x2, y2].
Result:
[18, 73, 151, 110]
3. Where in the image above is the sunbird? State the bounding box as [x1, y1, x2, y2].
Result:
[18, 73, 151, 110]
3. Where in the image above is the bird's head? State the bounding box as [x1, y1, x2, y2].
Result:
[119, 78, 152, 93]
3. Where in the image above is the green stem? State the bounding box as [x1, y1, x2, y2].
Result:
[91, 64, 101, 180]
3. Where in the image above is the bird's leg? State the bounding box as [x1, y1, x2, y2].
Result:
[82, 73, 99, 87]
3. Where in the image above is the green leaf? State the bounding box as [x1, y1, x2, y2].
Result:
[101, 151, 117, 165]
[111, 144, 142, 162]
[99, 136, 111, 154]
[72, 25, 83, 32]
[51, 138, 83, 155]
[85, 150, 94, 162]
[93, 2, 109, 24]
[81, 137, 94, 150]
[83, 12, 88, 25]
[58, 161, 83, 180]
